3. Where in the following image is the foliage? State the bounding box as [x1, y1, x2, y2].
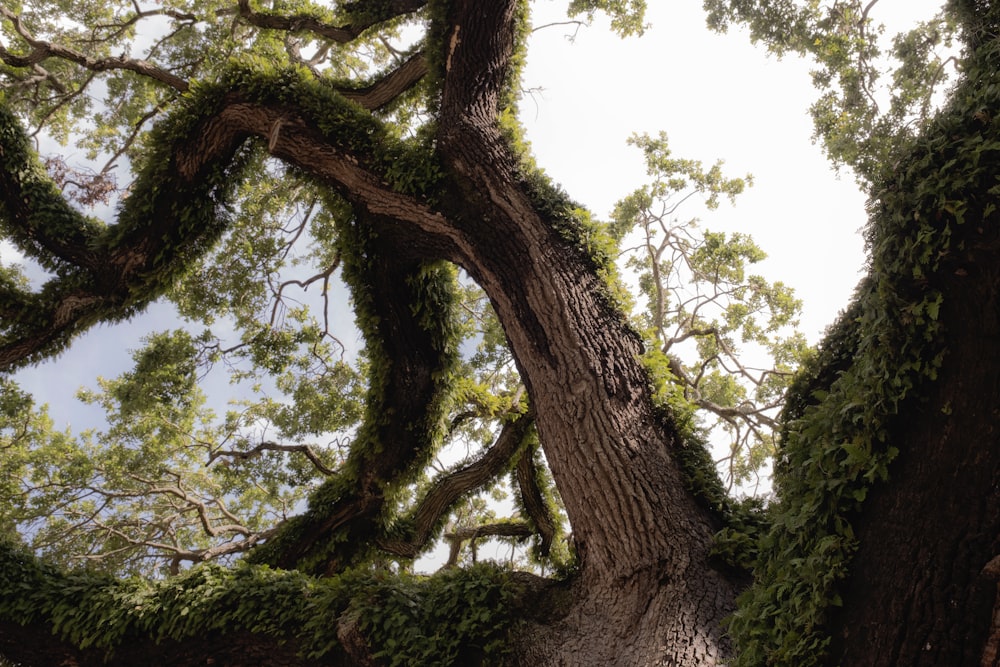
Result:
[613, 131, 806, 491]
[704, 0, 960, 183]
[0, 537, 517, 664]
[352, 564, 517, 665]
[566, 0, 649, 36]
[0, 0, 991, 664]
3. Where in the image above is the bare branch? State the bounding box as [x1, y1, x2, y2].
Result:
[88, 4, 197, 45]
[0, 8, 189, 92]
[209, 440, 339, 477]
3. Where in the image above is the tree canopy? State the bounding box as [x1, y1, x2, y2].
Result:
[0, 1, 998, 665]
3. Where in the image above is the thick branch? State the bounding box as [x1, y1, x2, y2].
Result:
[515, 441, 557, 557]
[341, 52, 428, 110]
[431, 13, 735, 636]
[0, 621, 322, 667]
[246, 215, 459, 574]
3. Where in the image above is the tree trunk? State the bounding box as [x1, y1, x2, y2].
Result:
[425, 1, 739, 662]
[818, 6, 1000, 660]
[828, 225, 1000, 666]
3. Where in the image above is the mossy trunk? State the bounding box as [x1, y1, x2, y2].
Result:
[827, 189, 1000, 666]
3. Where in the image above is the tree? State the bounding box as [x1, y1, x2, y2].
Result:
[0, 0, 997, 665]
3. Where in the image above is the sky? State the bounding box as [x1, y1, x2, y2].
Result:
[519, 0, 944, 343]
[8, 2, 949, 445]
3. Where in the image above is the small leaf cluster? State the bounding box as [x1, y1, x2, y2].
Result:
[566, 0, 649, 36]
[613, 131, 803, 491]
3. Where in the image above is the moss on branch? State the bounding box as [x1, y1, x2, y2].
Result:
[0, 538, 518, 665]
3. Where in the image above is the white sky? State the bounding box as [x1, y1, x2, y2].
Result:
[521, 0, 946, 341]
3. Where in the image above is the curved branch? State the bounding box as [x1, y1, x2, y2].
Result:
[514, 440, 557, 557]
[0, 8, 190, 92]
[209, 440, 338, 477]
[246, 211, 461, 574]
[377, 410, 534, 558]
[341, 52, 428, 111]
[89, 5, 197, 44]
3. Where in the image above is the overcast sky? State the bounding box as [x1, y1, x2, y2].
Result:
[10, 1, 949, 432]
[520, 0, 947, 341]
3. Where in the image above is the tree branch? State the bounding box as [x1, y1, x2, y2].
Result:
[236, 0, 426, 43]
[514, 441, 557, 557]
[340, 52, 428, 111]
[443, 521, 533, 567]
[0, 7, 190, 92]
[244, 211, 461, 574]
[209, 440, 339, 477]
[377, 410, 534, 558]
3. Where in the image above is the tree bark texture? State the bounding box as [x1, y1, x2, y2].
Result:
[426, 2, 738, 661]
[828, 213, 1000, 666]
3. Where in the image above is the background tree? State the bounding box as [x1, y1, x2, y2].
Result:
[0, 1, 997, 666]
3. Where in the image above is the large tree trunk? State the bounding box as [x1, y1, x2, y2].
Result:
[819, 5, 1000, 661]
[830, 252, 1000, 665]
[424, 2, 739, 662]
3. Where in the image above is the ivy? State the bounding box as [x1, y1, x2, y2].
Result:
[352, 564, 516, 666]
[0, 538, 516, 664]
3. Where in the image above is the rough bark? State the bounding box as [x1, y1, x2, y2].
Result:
[424, 2, 739, 662]
[827, 211, 1000, 666]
